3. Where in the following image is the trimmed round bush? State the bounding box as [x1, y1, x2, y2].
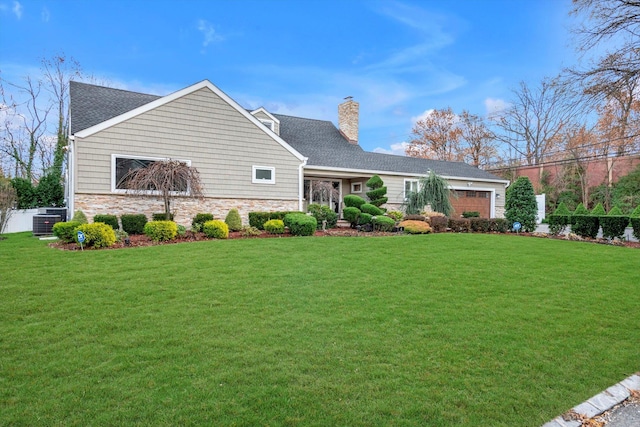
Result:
[72, 210, 88, 224]
[358, 213, 373, 225]
[283, 213, 307, 229]
[52, 221, 81, 243]
[203, 220, 229, 239]
[225, 208, 242, 232]
[343, 195, 366, 209]
[93, 214, 119, 230]
[399, 220, 432, 234]
[360, 203, 384, 216]
[372, 215, 396, 231]
[288, 214, 317, 236]
[192, 213, 214, 229]
[144, 220, 178, 241]
[264, 219, 285, 234]
[75, 222, 117, 248]
[121, 214, 147, 235]
[342, 207, 361, 226]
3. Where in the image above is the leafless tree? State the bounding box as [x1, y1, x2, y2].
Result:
[491, 79, 583, 166]
[120, 160, 205, 220]
[459, 111, 498, 167]
[0, 178, 17, 236]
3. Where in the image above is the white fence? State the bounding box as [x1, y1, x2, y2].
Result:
[3, 209, 39, 233]
[536, 194, 546, 224]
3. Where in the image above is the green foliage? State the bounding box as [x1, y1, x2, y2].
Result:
[386, 210, 403, 221]
[192, 213, 214, 229]
[547, 215, 569, 235]
[399, 220, 432, 234]
[462, 211, 480, 218]
[600, 215, 629, 240]
[573, 203, 589, 215]
[572, 215, 599, 239]
[607, 206, 623, 216]
[365, 175, 388, 208]
[591, 203, 606, 216]
[52, 221, 81, 243]
[72, 210, 88, 224]
[505, 176, 537, 232]
[307, 204, 338, 228]
[249, 211, 304, 230]
[144, 221, 178, 241]
[264, 219, 285, 234]
[202, 220, 229, 239]
[342, 207, 361, 226]
[554, 202, 572, 216]
[120, 214, 147, 234]
[360, 203, 384, 216]
[283, 213, 305, 230]
[469, 218, 491, 233]
[93, 214, 119, 230]
[404, 171, 453, 216]
[631, 205, 640, 218]
[357, 213, 373, 225]
[448, 218, 472, 233]
[240, 225, 262, 237]
[152, 212, 174, 221]
[10, 177, 38, 209]
[176, 224, 187, 237]
[75, 222, 117, 248]
[343, 195, 366, 209]
[489, 218, 510, 233]
[36, 172, 64, 207]
[371, 215, 396, 232]
[611, 164, 640, 213]
[224, 209, 242, 232]
[288, 214, 317, 236]
[114, 229, 129, 243]
[556, 190, 581, 213]
[631, 217, 640, 240]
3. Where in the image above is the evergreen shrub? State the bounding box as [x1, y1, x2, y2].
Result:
[93, 214, 119, 230]
[342, 207, 361, 226]
[72, 210, 88, 224]
[462, 211, 480, 218]
[505, 176, 537, 232]
[307, 204, 338, 228]
[489, 218, 509, 233]
[399, 220, 432, 234]
[448, 218, 471, 233]
[152, 213, 174, 221]
[469, 218, 491, 233]
[144, 220, 178, 241]
[249, 211, 304, 230]
[225, 209, 243, 231]
[360, 203, 384, 216]
[52, 221, 81, 243]
[288, 215, 317, 236]
[600, 207, 629, 240]
[386, 210, 403, 221]
[343, 195, 366, 209]
[121, 214, 147, 234]
[75, 222, 117, 248]
[358, 213, 373, 225]
[192, 213, 214, 229]
[202, 220, 229, 239]
[591, 203, 606, 216]
[264, 219, 285, 234]
[572, 215, 599, 239]
[372, 215, 396, 231]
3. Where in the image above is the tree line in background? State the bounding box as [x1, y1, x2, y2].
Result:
[406, 0, 640, 213]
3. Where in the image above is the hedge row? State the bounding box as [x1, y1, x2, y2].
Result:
[248, 211, 305, 230]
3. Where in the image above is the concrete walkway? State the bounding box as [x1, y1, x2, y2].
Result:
[535, 224, 638, 243]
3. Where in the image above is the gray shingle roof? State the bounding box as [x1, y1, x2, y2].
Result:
[70, 81, 160, 135]
[69, 81, 505, 182]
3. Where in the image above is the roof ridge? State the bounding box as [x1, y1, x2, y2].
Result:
[70, 80, 162, 98]
[272, 113, 334, 123]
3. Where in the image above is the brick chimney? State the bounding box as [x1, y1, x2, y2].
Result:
[338, 96, 359, 144]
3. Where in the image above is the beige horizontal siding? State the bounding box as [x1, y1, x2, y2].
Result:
[75, 87, 301, 199]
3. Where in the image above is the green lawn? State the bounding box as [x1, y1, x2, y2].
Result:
[1, 232, 639, 426]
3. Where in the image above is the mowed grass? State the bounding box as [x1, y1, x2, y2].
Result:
[1, 232, 639, 426]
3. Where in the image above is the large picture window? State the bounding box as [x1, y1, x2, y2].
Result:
[112, 155, 190, 193]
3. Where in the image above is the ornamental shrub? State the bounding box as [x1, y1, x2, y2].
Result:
[93, 214, 119, 230]
[307, 204, 338, 228]
[358, 213, 373, 225]
[462, 211, 480, 218]
[152, 212, 174, 221]
[343, 195, 366, 209]
[631, 205, 640, 218]
[121, 214, 147, 234]
[631, 217, 640, 240]
[489, 218, 509, 233]
[600, 207, 629, 240]
[192, 213, 214, 229]
[386, 210, 403, 221]
[288, 214, 317, 236]
[72, 210, 88, 224]
[571, 203, 589, 225]
[591, 203, 606, 216]
[505, 176, 537, 232]
[342, 207, 361, 226]
[202, 220, 229, 239]
[469, 217, 491, 233]
[372, 215, 396, 231]
[365, 175, 388, 208]
[607, 206, 623, 216]
[249, 211, 304, 229]
[283, 213, 306, 229]
[144, 220, 178, 241]
[429, 216, 448, 233]
[75, 222, 117, 248]
[360, 203, 384, 216]
[52, 221, 81, 243]
[448, 218, 471, 233]
[224, 208, 242, 231]
[399, 220, 432, 234]
[176, 224, 187, 237]
[264, 219, 285, 234]
[10, 177, 38, 209]
[240, 225, 262, 237]
[572, 215, 599, 239]
[548, 203, 572, 235]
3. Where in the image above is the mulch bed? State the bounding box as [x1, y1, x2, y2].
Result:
[49, 228, 640, 251]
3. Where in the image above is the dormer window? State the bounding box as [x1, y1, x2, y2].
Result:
[260, 120, 274, 131]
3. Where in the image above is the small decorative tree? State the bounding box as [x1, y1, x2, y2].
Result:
[365, 175, 388, 210]
[0, 178, 17, 237]
[121, 159, 204, 220]
[505, 176, 537, 232]
[404, 171, 453, 216]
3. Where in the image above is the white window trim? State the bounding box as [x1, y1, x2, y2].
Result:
[252, 165, 276, 184]
[404, 178, 420, 200]
[351, 182, 363, 193]
[111, 154, 192, 195]
[260, 120, 275, 132]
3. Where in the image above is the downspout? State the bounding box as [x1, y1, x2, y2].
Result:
[298, 157, 308, 211]
[67, 136, 75, 217]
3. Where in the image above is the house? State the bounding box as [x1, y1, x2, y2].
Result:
[67, 80, 509, 224]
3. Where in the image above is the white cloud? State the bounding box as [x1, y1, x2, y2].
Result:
[410, 109, 434, 124]
[197, 19, 223, 48]
[484, 97, 509, 116]
[373, 141, 409, 156]
[12, 1, 22, 19]
[41, 6, 49, 22]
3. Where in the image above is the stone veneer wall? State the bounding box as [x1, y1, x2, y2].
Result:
[74, 194, 299, 226]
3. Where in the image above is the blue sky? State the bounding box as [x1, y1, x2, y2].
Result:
[0, 0, 578, 155]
